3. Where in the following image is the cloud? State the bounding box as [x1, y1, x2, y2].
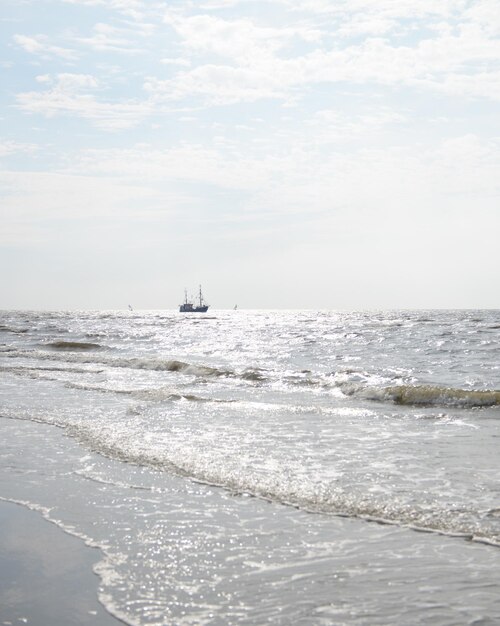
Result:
[416, 71, 500, 102]
[308, 106, 407, 143]
[285, 0, 466, 21]
[0, 140, 38, 158]
[73, 22, 146, 54]
[61, 0, 146, 19]
[63, 143, 273, 191]
[146, 30, 500, 107]
[196, 0, 257, 8]
[145, 64, 290, 105]
[144, 6, 500, 106]
[13, 34, 77, 60]
[2, 0, 500, 309]
[161, 57, 191, 67]
[58, 128, 500, 220]
[335, 15, 397, 38]
[163, 12, 321, 61]
[465, 0, 500, 36]
[0, 168, 165, 244]
[16, 73, 152, 130]
[47, 73, 99, 89]
[62, 0, 143, 8]
[12, 2, 500, 133]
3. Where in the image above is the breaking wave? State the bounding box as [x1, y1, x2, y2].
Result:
[4, 348, 266, 382]
[64, 381, 234, 404]
[43, 341, 103, 351]
[340, 383, 500, 408]
[0, 324, 29, 334]
[57, 420, 500, 547]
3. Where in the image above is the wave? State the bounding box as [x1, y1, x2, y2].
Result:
[0, 324, 29, 334]
[1, 365, 105, 379]
[56, 421, 500, 547]
[64, 381, 232, 404]
[2, 401, 498, 547]
[3, 348, 267, 383]
[5, 344, 500, 408]
[340, 383, 500, 408]
[133, 389, 235, 404]
[42, 341, 103, 351]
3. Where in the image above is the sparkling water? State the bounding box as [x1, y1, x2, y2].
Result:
[1, 309, 500, 624]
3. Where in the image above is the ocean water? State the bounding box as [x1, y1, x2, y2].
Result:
[1, 308, 500, 625]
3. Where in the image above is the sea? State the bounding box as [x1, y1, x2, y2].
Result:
[1, 308, 500, 625]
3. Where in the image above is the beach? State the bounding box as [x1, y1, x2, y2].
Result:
[2, 481, 500, 626]
[0, 500, 120, 626]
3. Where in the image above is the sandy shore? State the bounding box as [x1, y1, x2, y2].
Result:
[0, 500, 122, 626]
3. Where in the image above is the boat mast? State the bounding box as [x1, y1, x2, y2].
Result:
[198, 285, 203, 307]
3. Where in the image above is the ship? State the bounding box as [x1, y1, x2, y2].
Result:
[179, 286, 209, 313]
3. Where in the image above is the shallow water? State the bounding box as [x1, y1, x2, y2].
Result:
[1, 309, 500, 624]
[0, 500, 118, 626]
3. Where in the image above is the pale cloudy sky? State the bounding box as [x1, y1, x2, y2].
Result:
[1, 0, 499, 309]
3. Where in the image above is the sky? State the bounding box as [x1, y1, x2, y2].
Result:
[1, 0, 499, 310]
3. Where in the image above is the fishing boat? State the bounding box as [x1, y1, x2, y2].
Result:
[179, 286, 209, 313]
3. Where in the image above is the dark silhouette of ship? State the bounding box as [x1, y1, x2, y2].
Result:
[179, 286, 209, 313]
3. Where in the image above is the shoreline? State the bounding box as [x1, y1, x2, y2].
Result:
[0, 500, 123, 626]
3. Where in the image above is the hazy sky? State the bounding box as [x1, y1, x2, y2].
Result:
[1, 0, 499, 310]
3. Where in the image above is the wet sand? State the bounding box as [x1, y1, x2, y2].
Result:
[0, 500, 121, 626]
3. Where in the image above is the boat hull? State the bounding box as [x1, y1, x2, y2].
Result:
[179, 305, 209, 313]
